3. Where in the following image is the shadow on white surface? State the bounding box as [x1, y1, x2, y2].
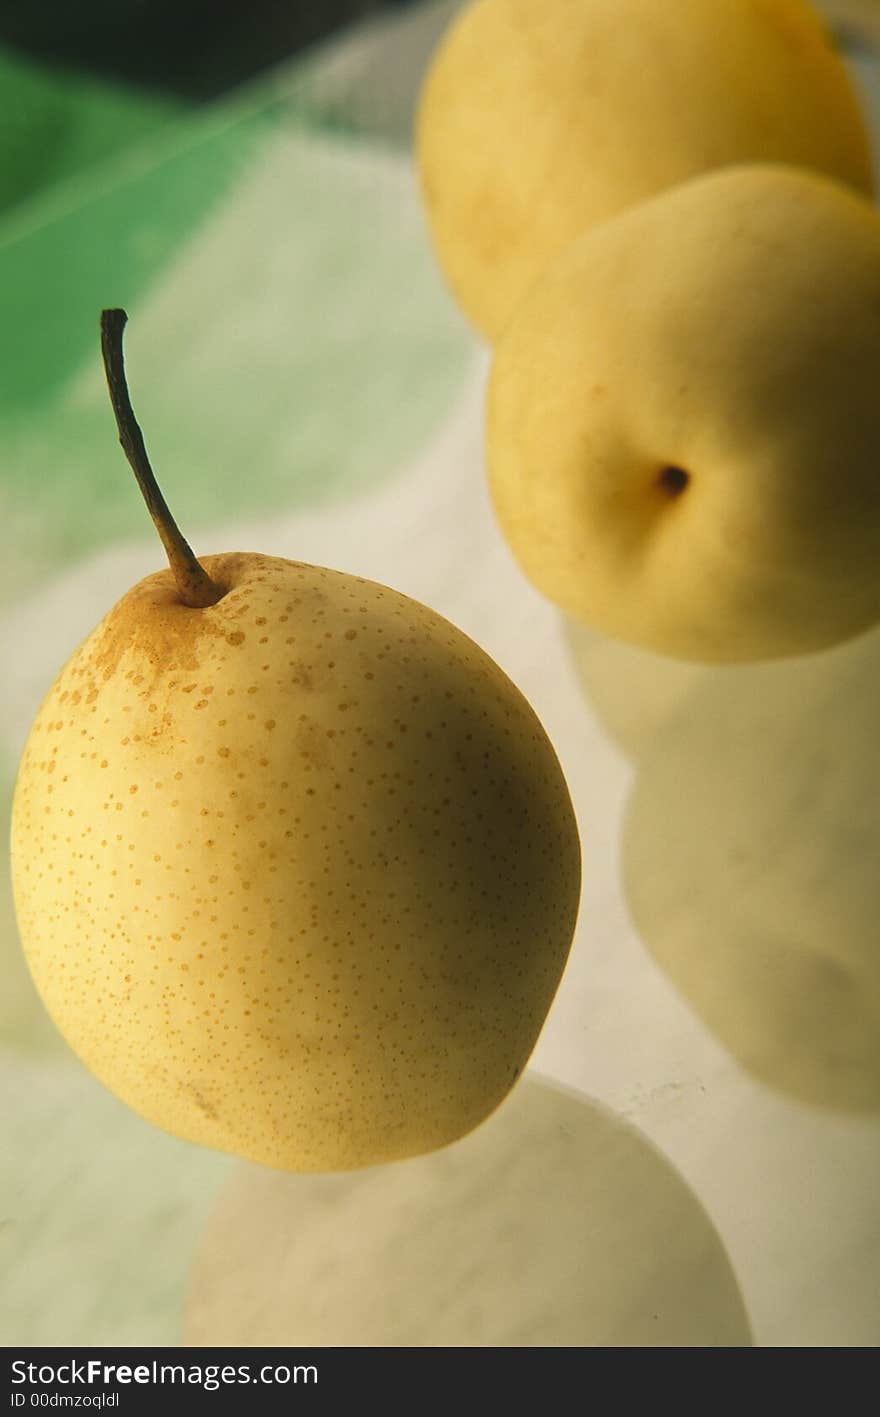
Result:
[617, 623, 880, 1112]
[561, 615, 706, 760]
[184, 1073, 752, 1347]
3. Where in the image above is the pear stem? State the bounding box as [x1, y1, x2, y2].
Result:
[100, 308, 225, 609]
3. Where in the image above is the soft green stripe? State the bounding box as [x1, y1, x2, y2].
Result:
[0, 122, 474, 610]
[0, 116, 265, 413]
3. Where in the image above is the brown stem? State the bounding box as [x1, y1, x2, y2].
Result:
[100, 308, 225, 609]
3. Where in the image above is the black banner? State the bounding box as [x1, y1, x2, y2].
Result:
[3, 1348, 601, 1409]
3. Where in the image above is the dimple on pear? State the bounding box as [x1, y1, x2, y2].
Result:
[488, 164, 880, 663]
[10, 311, 581, 1172]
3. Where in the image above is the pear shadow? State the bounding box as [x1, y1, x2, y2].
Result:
[560, 612, 708, 759]
[183, 1074, 752, 1348]
[621, 623, 880, 1112]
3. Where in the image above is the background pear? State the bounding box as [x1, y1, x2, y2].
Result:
[9, 312, 581, 1173]
[487, 164, 880, 663]
[417, 0, 873, 339]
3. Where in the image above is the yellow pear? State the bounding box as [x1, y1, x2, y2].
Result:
[9, 310, 581, 1173]
[416, 0, 873, 339]
[487, 164, 880, 663]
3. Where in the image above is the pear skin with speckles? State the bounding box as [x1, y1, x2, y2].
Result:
[10, 552, 581, 1171]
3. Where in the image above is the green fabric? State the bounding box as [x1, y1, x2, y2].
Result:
[0, 43, 183, 214]
[0, 88, 472, 608]
[0, 111, 263, 415]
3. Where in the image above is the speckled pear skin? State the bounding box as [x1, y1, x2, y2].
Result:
[10, 552, 581, 1172]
